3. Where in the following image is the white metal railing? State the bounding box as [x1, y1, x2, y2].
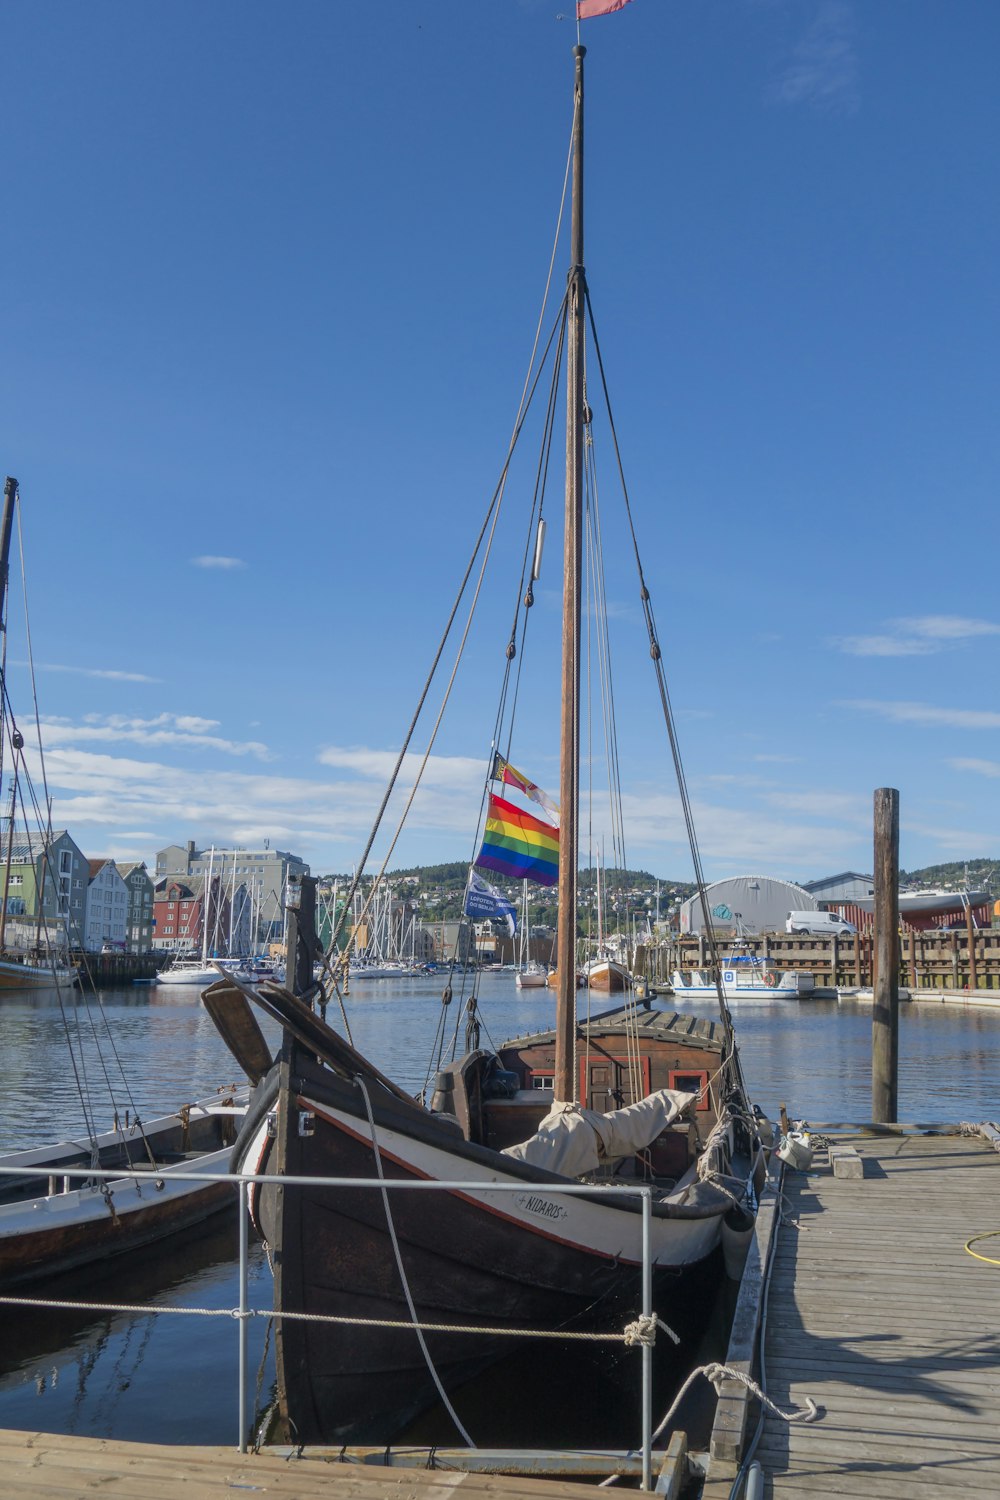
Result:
[0, 1161, 662, 1490]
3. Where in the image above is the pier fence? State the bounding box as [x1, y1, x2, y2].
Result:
[0, 1161, 667, 1491]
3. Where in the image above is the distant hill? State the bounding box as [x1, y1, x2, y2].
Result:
[321, 858, 999, 897]
[898, 859, 999, 890]
[317, 862, 696, 928]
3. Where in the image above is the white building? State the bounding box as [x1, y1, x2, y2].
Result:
[84, 859, 129, 952]
[679, 876, 816, 936]
[155, 841, 308, 944]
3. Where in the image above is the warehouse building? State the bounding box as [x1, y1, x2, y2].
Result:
[679, 875, 815, 936]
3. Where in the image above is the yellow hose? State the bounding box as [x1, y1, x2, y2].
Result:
[964, 1230, 1000, 1265]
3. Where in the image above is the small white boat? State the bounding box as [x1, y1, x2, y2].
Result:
[156, 959, 222, 986]
[514, 879, 549, 989]
[515, 963, 548, 990]
[673, 955, 815, 999]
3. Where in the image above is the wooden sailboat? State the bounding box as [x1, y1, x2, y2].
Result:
[219, 45, 761, 1448]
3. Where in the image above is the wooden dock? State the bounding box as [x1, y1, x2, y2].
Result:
[705, 1127, 1000, 1496]
[0, 1429, 621, 1499]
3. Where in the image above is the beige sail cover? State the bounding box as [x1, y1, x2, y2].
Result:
[501, 1088, 698, 1178]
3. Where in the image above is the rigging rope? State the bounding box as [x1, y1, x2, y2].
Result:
[325, 100, 580, 993]
[582, 292, 748, 1100]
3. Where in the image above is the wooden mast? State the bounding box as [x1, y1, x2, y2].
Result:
[0, 479, 18, 956]
[554, 47, 586, 1104]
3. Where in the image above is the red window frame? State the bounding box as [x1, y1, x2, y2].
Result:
[668, 1068, 711, 1111]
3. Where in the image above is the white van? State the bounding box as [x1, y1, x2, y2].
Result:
[786, 910, 857, 936]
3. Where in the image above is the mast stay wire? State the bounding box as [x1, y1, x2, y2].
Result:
[324, 293, 569, 1025]
[322, 97, 580, 1046]
[582, 292, 746, 1090]
[581, 391, 644, 1107]
[434, 304, 571, 1081]
[433, 103, 583, 1070]
[326, 93, 578, 984]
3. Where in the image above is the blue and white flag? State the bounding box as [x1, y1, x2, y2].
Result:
[464, 869, 517, 937]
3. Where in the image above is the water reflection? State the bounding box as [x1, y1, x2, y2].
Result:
[0, 1215, 273, 1443]
[1, 974, 999, 1443]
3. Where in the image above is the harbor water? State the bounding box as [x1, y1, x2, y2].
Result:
[1, 973, 998, 1445]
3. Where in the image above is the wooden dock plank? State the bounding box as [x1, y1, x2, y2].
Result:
[0, 1430, 617, 1499]
[747, 1131, 1000, 1497]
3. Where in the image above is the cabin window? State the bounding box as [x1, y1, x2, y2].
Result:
[530, 1073, 553, 1090]
[669, 1069, 711, 1111]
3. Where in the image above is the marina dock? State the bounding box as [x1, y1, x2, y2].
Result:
[0, 1429, 613, 1500]
[705, 1126, 1000, 1496]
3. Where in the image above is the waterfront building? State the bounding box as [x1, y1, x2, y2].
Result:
[155, 841, 308, 945]
[0, 828, 88, 949]
[802, 872, 875, 905]
[679, 875, 815, 936]
[431, 918, 472, 966]
[83, 859, 129, 952]
[116, 861, 155, 953]
[153, 874, 238, 958]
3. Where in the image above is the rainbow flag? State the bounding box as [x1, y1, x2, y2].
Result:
[491, 753, 560, 824]
[475, 793, 559, 887]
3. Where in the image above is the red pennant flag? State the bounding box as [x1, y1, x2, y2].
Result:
[577, 0, 633, 17]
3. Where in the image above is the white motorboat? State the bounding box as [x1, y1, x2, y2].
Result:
[672, 955, 815, 999]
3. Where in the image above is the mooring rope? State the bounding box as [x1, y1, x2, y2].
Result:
[0, 1295, 676, 1341]
[651, 1361, 819, 1444]
[354, 1073, 475, 1447]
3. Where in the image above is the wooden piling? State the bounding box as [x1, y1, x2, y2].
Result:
[966, 901, 979, 989]
[872, 788, 899, 1123]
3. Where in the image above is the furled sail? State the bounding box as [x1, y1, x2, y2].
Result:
[502, 1088, 698, 1177]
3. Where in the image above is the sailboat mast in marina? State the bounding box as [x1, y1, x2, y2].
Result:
[554, 45, 587, 1102]
[211, 42, 762, 1454]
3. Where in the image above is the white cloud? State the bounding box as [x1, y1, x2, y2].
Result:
[762, 788, 868, 821]
[618, 789, 859, 873]
[841, 700, 1000, 730]
[948, 758, 1000, 780]
[39, 712, 272, 760]
[832, 634, 935, 658]
[771, 1, 860, 115]
[897, 615, 1000, 641]
[12, 661, 162, 683]
[832, 614, 1000, 657]
[317, 745, 488, 788]
[191, 555, 247, 570]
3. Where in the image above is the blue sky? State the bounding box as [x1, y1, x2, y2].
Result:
[2, 0, 998, 886]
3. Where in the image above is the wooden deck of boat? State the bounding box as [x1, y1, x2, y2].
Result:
[706, 1128, 1000, 1497]
[0, 1429, 615, 1499]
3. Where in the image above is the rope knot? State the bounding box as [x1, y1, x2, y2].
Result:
[623, 1314, 658, 1347]
[623, 1313, 680, 1348]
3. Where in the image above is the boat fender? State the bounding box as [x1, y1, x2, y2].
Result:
[721, 1204, 755, 1280]
[776, 1129, 813, 1171]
